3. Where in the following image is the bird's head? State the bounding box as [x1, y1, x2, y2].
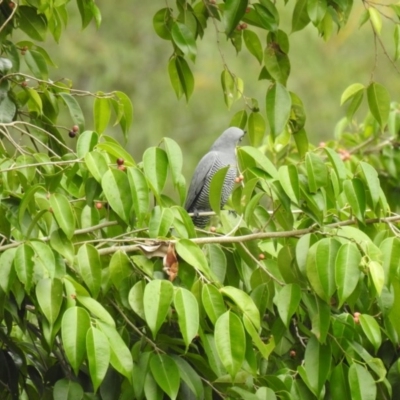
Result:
[211, 127, 246, 151]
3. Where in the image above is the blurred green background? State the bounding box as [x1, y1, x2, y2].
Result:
[31, 0, 400, 174]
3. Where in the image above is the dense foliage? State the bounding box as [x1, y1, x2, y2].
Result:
[1, 0, 400, 399]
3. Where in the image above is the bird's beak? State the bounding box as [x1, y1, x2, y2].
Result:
[239, 130, 247, 142]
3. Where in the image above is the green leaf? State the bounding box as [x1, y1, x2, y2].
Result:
[223, 0, 248, 37]
[247, 112, 265, 147]
[348, 363, 377, 400]
[174, 288, 199, 348]
[172, 205, 196, 238]
[292, 0, 310, 32]
[53, 379, 84, 400]
[97, 321, 133, 382]
[171, 22, 197, 62]
[50, 192, 75, 239]
[264, 46, 290, 85]
[93, 95, 111, 134]
[302, 294, 331, 343]
[24, 50, 48, 80]
[127, 167, 150, 225]
[369, 260, 384, 296]
[208, 244, 227, 283]
[128, 280, 146, 320]
[221, 69, 238, 110]
[101, 169, 132, 223]
[220, 286, 260, 330]
[359, 314, 382, 353]
[209, 165, 230, 216]
[346, 90, 364, 121]
[177, 56, 195, 102]
[76, 130, 98, 158]
[0, 248, 16, 294]
[86, 327, 110, 392]
[176, 239, 213, 280]
[153, 8, 173, 40]
[306, 238, 341, 303]
[143, 279, 174, 338]
[109, 250, 131, 287]
[18, 6, 47, 41]
[368, 7, 382, 35]
[36, 278, 63, 325]
[171, 356, 204, 399]
[358, 161, 380, 209]
[114, 91, 134, 138]
[253, 2, 279, 31]
[275, 283, 301, 327]
[324, 147, 348, 185]
[366, 82, 390, 128]
[14, 243, 34, 291]
[301, 337, 331, 396]
[26, 87, 43, 114]
[230, 110, 248, 130]
[60, 93, 85, 132]
[149, 206, 174, 237]
[230, 387, 260, 399]
[388, 277, 400, 339]
[242, 315, 275, 359]
[343, 178, 366, 223]
[168, 57, 184, 100]
[163, 137, 184, 200]
[61, 306, 91, 375]
[243, 30, 263, 64]
[307, 0, 327, 25]
[202, 284, 226, 325]
[76, 0, 94, 28]
[144, 373, 163, 400]
[76, 244, 102, 299]
[96, 141, 135, 165]
[238, 146, 278, 178]
[330, 364, 351, 400]
[76, 295, 115, 327]
[340, 83, 365, 105]
[29, 44, 57, 67]
[256, 387, 277, 399]
[50, 229, 74, 265]
[395, 25, 400, 61]
[150, 354, 180, 400]
[306, 152, 328, 192]
[266, 83, 291, 137]
[85, 151, 109, 183]
[143, 147, 169, 198]
[215, 311, 246, 380]
[30, 240, 57, 279]
[278, 165, 300, 204]
[335, 243, 361, 307]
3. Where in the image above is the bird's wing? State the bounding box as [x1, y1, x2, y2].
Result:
[184, 151, 218, 211]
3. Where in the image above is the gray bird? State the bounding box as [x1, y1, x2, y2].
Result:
[185, 127, 246, 227]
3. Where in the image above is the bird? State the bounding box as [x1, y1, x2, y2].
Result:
[185, 127, 246, 227]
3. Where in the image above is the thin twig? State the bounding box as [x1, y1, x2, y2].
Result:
[0, 72, 118, 99]
[0, 220, 118, 252]
[110, 300, 164, 352]
[0, 1, 17, 33]
[94, 214, 400, 256]
[238, 240, 285, 285]
[10, 121, 76, 154]
[0, 159, 83, 173]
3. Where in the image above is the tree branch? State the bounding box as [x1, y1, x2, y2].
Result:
[96, 215, 400, 256]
